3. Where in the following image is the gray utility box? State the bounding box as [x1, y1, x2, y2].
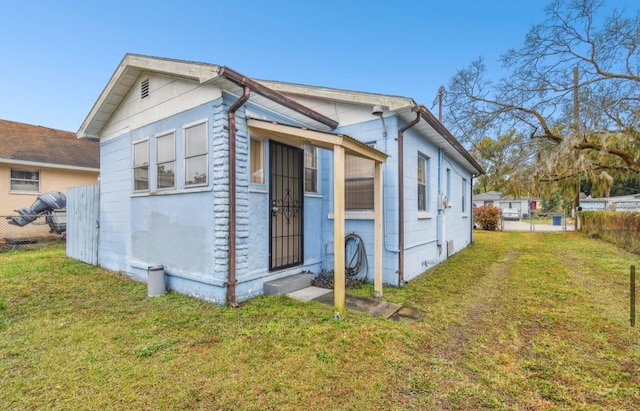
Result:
[148, 265, 166, 297]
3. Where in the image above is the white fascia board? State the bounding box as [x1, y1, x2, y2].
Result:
[0, 158, 99, 172]
[125, 54, 220, 84]
[78, 54, 220, 140]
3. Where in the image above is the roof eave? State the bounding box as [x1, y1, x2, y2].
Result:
[77, 54, 220, 140]
[77, 54, 339, 139]
[257, 79, 417, 111]
[414, 106, 484, 176]
[217, 67, 338, 129]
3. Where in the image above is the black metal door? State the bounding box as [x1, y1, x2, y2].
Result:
[269, 142, 304, 270]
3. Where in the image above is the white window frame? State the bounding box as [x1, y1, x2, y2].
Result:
[10, 168, 40, 193]
[462, 178, 467, 213]
[156, 131, 176, 190]
[304, 144, 318, 193]
[132, 139, 150, 192]
[183, 120, 208, 187]
[417, 154, 430, 212]
[250, 137, 265, 185]
[446, 168, 451, 199]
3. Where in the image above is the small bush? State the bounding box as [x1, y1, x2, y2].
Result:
[473, 205, 501, 231]
[581, 211, 640, 254]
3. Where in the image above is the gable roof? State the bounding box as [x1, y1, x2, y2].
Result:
[78, 54, 338, 140]
[78, 54, 482, 175]
[0, 119, 99, 171]
[258, 80, 484, 176]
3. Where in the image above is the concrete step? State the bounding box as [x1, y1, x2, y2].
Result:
[264, 273, 313, 296]
[287, 286, 332, 302]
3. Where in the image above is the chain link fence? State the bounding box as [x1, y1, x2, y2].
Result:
[0, 212, 66, 250]
[501, 211, 574, 232]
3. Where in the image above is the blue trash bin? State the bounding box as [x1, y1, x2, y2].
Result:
[552, 215, 562, 226]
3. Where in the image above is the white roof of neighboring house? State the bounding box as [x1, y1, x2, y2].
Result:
[473, 191, 534, 201]
[582, 194, 640, 202]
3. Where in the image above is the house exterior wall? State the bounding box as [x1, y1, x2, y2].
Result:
[97, 81, 332, 304]
[98, 88, 229, 303]
[318, 116, 474, 286]
[318, 116, 400, 284]
[92, 68, 477, 304]
[0, 163, 98, 237]
[102, 73, 222, 142]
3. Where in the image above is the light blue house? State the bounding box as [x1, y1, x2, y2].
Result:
[77, 54, 483, 309]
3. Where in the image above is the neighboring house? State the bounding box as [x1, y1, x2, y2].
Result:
[0, 119, 99, 237]
[580, 194, 640, 212]
[76, 54, 483, 307]
[473, 191, 536, 218]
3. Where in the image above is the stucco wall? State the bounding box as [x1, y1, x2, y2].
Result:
[0, 163, 98, 238]
[99, 99, 228, 303]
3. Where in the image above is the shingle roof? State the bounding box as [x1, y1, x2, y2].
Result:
[0, 119, 99, 169]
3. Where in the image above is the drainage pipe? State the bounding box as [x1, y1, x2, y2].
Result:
[470, 174, 475, 244]
[397, 109, 421, 285]
[226, 86, 251, 307]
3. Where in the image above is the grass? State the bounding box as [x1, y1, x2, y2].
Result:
[1, 233, 638, 410]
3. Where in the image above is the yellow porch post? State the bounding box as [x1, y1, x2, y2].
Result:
[333, 145, 346, 319]
[374, 161, 383, 298]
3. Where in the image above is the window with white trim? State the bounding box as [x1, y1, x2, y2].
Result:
[345, 154, 375, 210]
[462, 178, 467, 212]
[184, 122, 208, 186]
[10, 169, 40, 193]
[250, 137, 264, 184]
[304, 144, 318, 193]
[156, 132, 175, 189]
[133, 140, 149, 191]
[446, 168, 451, 199]
[418, 155, 429, 211]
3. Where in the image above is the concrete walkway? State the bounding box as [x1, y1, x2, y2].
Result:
[288, 286, 425, 321]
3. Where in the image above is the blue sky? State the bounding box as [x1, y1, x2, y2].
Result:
[0, 0, 634, 132]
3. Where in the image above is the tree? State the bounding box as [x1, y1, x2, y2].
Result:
[471, 130, 540, 196]
[445, 0, 640, 198]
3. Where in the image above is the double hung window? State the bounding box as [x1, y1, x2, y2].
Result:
[184, 122, 207, 186]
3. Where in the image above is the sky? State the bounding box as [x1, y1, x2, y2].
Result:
[0, 0, 635, 133]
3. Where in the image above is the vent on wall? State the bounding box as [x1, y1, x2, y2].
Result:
[140, 78, 150, 99]
[447, 240, 454, 257]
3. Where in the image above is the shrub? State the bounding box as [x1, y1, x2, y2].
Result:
[580, 211, 640, 254]
[473, 205, 501, 231]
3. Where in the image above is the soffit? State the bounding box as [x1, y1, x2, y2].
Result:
[395, 106, 483, 175]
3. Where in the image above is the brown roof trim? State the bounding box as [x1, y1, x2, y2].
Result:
[414, 106, 484, 175]
[217, 66, 339, 130]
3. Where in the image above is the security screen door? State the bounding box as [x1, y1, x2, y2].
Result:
[269, 141, 304, 270]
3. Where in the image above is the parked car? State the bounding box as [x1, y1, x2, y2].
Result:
[502, 208, 520, 221]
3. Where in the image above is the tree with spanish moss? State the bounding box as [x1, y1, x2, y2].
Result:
[444, 0, 640, 199]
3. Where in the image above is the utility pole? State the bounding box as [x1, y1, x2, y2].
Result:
[438, 86, 445, 122]
[573, 66, 581, 228]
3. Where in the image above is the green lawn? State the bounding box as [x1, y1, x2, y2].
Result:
[1, 232, 638, 410]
